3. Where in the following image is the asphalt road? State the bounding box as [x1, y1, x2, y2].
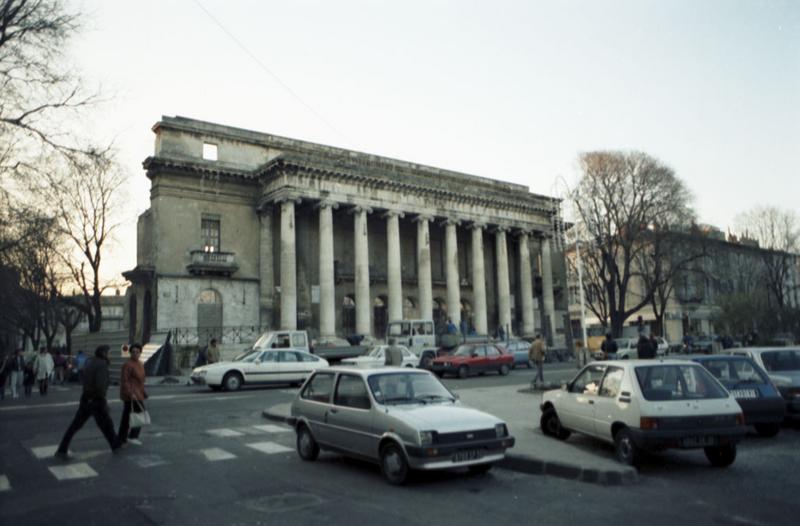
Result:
[1, 365, 799, 526]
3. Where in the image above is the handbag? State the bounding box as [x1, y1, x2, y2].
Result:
[129, 400, 151, 427]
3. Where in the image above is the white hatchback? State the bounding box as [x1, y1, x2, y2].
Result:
[340, 345, 420, 369]
[540, 359, 746, 467]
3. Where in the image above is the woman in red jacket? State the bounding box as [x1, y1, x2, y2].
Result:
[118, 343, 147, 445]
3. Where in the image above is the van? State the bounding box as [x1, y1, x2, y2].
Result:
[386, 320, 435, 355]
[252, 330, 310, 353]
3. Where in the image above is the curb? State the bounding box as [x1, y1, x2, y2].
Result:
[261, 407, 638, 486]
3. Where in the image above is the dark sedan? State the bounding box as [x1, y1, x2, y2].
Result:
[692, 355, 785, 437]
[430, 343, 513, 379]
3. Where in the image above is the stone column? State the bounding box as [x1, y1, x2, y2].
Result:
[416, 214, 434, 321]
[518, 231, 535, 336]
[279, 198, 300, 330]
[471, 223, 488, 335]
[258, 205, 274, 330]
[494, 226, 512, 337]
[541, 235, 557, 342]
[318, 200, 338, 337]
[444, 219, 461, 326]
[384, 210, 404, 322]
[353, 206, 373, 337]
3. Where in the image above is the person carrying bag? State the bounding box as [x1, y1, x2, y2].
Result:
[118, 343, 148, 446]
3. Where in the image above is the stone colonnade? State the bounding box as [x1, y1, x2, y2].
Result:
[269, 198, 556, 338]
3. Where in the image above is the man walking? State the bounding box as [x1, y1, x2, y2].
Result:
[529, 334, 546, 387]
[206, 338, 220, 364]
[55, 345, 121, 459]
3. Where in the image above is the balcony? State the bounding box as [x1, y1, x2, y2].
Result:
[187, 250, 239, 277]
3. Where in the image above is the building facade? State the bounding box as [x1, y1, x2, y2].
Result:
[125, 117, 568, 346]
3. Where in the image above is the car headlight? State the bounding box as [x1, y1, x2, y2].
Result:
[192, 369, 207, 376]
[494, 423, 508, 438]
[419, 430, 435, 446]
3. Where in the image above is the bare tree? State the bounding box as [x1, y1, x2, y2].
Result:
[735, 206, 799, 309]
[572, 151, 696, 337]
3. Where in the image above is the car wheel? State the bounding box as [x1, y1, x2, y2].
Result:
[704, 444, 736, 467]
[540, 408, 571, 440]
[296, 425, 319, 461]
[613, 428, 640, 466]
[457, 365, 469, 379]
[499, 364, 510, 376]
[222, 372, 243, 391]
[468, 463, 493, 475]
[754, 423, 780, 438]
[380, 443, 409, 485]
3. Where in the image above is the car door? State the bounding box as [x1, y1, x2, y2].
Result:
[298, 372, 336, 445]
[592, 366, 625, 440]
[486, 345, 502, 372]
[471, 346, 489, 373]
[559, 364, 606, 433]
[327, 373, 374, 457]
[244, 350, 277, 384]
[277, 350, 302, 383]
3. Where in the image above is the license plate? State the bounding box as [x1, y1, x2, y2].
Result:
[453, 449, 482, 462]
[731, 389, 758, 399]
[680, 435, 718, 447]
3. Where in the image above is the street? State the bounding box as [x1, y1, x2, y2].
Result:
[1, 363, 799, 526]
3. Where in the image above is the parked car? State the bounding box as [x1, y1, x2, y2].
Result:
[611, 336, 670, 359]
[728, 347, 800, 419]
[430, 343, 514, 378]
[540, 360, 746, 467]
[288, 367, 515, 484]
[501, 340, 532, 369]
[691, 355, 785, 437]
[310, 335, 370, 363]
[340, 345, 419, 369]
[691, 335, 718, 354]
[191, 349, 329, 391]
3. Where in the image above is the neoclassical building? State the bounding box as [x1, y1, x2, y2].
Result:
[124, 116, 568, 346]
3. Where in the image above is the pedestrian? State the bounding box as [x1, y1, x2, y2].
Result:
[637, 335, 655, 359]
[7, 349, 25, 399]
[497, 325, 506, 342]
[529, 334, 546, 386]
[446, 318, 458, 335]
[460, 318, 468, 337]
[54, 350, 66, 385]
[384, 338, 404, 366]
[55, 345, 121, 459]
[600, 333, 618, 360]
[118, 343, 148, 447]
[649, 334, 660, 358]
[206, 338, 220, 364]
[194, 344, 208, 367]
[34, 347, 55, 396]
[75, 349, 87, 382]
[23, 359, 35, 397]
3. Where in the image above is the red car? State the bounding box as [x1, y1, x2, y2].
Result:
[430, 343, 513, 378]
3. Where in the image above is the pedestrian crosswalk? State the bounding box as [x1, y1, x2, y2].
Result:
[0, 423, 296, 493]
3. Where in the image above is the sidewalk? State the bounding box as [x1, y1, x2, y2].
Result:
[262, 383, 638, 486]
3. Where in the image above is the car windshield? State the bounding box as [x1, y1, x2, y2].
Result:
[698, 358, 769, 387]
[760, 350, 800, 372]
[635, 364, 728, 400]
[366, 347, 385, 358]
[233, 349, 261, 363]
[367, 372, 455, 405]
[454, 345, 476, 357]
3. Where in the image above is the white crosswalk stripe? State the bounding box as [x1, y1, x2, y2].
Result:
[252, 424, 291, 433]
[48, 463, 98, 481]
[200, 448, 237, 461]
[0, 475, 10, 492]
[246, 441, 294, 454]
[31, 445, 59, 459]
[128, 454, 169, 468]
[206, 428, 245, 437]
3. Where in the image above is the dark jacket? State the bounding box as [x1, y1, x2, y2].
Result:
[637, 338, 656, 359]
[82, 357, 110, 400]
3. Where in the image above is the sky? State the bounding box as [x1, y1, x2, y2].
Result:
[66, 0, 799, 285]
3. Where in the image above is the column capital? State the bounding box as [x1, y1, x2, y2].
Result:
[382, 209, 405, 219]
[275, 195, 302, 206]
[315, 199, 340, 210]
[348, 205, 373, 215]
[256, 203, 274, 216]
[470, 221, 487, 231]
[413, 213, 434, 224]
[491, 223, 512, 234]
[439, 217, 462, 227]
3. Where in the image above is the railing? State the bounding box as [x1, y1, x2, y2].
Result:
[187, 250, 239, 276]
[170, 325, 264, 346]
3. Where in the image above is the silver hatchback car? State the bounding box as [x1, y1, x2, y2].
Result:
[288, 367, 515, 484]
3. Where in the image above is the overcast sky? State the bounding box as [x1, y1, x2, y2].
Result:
[67, 0, 799, 284]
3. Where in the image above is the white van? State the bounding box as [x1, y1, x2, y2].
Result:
[252, 330, 310, 353]
[386, 320, 435, 355]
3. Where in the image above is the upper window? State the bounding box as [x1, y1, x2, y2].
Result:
[301, 373, 334, 403]
[334, 374, 371, 409]
[201, 218, 220, 253]
[203, 143, 218, 161]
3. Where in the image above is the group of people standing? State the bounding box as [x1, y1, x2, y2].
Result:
[55, 343, 148, 459]
[0, 347, 90, 400]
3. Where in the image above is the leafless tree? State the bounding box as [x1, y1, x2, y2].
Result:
[735, 206, 799, 309]
[572, 151, 696, 337]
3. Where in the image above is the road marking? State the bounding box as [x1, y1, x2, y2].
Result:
[252, 424, 291, 434]
[49, 463, 98, 481]
[200, 448, 237, 461]
[246, 441, 293, 454]
[31, 445, 59, 459]
[207, 428, 244, 437]
[129, 454, 168, 468]
[0, 475, 10, 492]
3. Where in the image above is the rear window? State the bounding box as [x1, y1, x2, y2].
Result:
[635, 364, 728, 401]
[761, 350, 800, 372]
[699, 359, 768, 386]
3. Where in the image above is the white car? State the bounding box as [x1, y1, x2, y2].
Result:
[340, 345, 419, 369]
[540, 359, 746, 467]
[729, 347, 800, 418]
[614, 337, 670, 359]
[191, 349, 329, 391]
